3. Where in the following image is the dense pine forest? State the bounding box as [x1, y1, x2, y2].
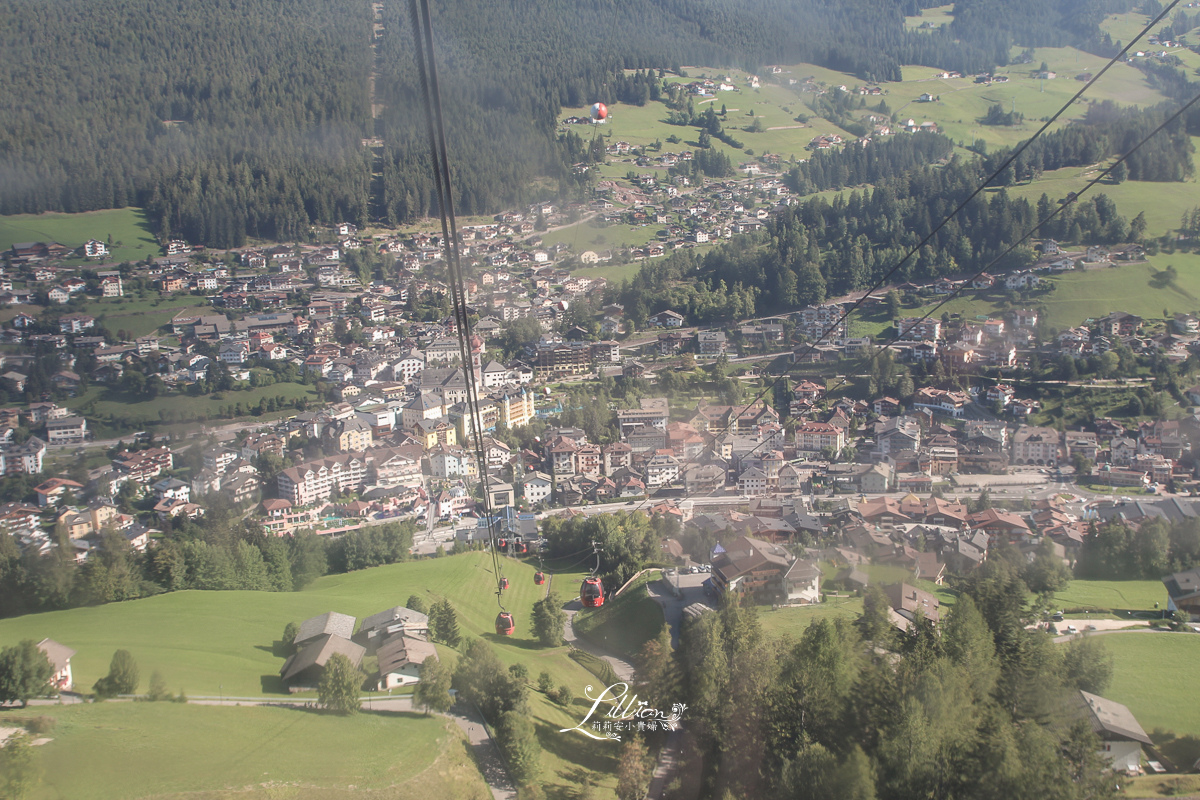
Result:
[0, 0, 1160, 246]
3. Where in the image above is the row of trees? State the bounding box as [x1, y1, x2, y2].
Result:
[0, 499, 416, 619]
[1076, 516, 1200, 580]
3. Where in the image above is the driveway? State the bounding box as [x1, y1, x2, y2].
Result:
[647, 572, 715, 648]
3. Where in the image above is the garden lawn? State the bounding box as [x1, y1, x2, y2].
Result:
[1099, 632, 1200, 740]
[1053, 580, 1167, 611]
[0, 208, 158, 265]
[757, 596, 863, 640]
[8, 702, 485, 800]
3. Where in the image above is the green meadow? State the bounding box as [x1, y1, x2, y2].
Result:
[879, 257, 1200, 337]
[0, 551, 622, 800]
[8, 702, 488, 800]
[1101, 632, 1200, 743]
[904, 4, 955, 30]
[0, 207, 159, 264]
[1053, 580, 1167, 612]
[65, 382, 320, 430]
[63, 294, 216, 339]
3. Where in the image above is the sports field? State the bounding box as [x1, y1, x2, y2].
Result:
[8, 702, 487, 800]
[0, 207, 159, 264]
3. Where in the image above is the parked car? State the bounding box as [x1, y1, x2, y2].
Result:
[1066, 625, 1078, 634]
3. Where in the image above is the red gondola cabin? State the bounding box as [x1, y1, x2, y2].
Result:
[495, 612, 515, 635]
[534, 571, 546, 585]
[500, 577, 509, 591]
[581, 576, 605, 608]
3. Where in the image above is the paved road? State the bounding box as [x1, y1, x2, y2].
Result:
[647, 573, 714, 649]
[562, 604, 635, 682]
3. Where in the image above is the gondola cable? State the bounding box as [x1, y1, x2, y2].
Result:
[409, 0, 507, 610]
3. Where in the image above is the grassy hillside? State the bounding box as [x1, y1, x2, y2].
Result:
[9, 702, 487, 800]
[572, 573, 666, 658]
[0, 551, 623, 800]
[0, 552, 579, 697]
[65, 294, 216, 339]
[0, 207, 158, 265]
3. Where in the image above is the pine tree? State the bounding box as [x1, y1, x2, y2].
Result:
[531, 591, 566, 646]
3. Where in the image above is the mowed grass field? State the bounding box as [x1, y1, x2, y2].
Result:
[8, 702, 489, 800]
[67, 294, 215, 339]
[0, 552, 581, 698]
[1002, 148, 1200, 238]
[757, 596, 864, 640]
[904, 3, 954, 30]
[1053, 580, 1167, 611]
[65, 382, 320, 428]
[0, 552, 622, 800]
[1100, 632, 1200, 741]
[0, 207, 159, 264]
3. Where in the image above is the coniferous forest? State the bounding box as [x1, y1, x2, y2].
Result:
[0, 0, 1160, 246]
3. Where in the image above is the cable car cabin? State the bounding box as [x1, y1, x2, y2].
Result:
[500, 577, 509, 591]
[580, 576, 605, 608]
[512, 540, 528, 555]
[498, 538, 508, 552]
[495, 612, 515, 636]
[534, 571, 546, 585]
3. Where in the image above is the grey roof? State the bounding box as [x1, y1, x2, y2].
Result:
[376, 633, 437, 677]
[785, 558, 821, 582]
[1079, 691, 1152, 745]
[360, 606, 429, 634]
[294, 611, 357, 644]
[1163, 566, 1200, 604]
[280, 634, 365, 682]
[37, 638, 75, 673]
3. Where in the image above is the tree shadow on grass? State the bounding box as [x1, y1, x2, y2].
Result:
[534, 710, 617, 774]
[481, 632, 544, 651]
[1151, 729, 1200, 771]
